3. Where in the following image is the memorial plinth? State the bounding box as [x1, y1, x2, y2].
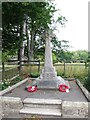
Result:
[33, 31, 69, 89]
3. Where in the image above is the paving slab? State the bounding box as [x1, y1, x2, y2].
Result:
[3, 80, 88, 102]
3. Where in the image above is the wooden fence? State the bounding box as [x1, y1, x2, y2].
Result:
[1, 60, 40, 85]
[0, 60, 89, 87]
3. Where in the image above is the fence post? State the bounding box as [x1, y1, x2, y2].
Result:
[18, 61, 21, 75]
[38, 60, 40, 72]
[85, 61, 87, 69]
[64, 61, 65, 75]
[2, 62, 5, 85]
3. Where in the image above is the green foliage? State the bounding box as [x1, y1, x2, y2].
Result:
[2, 2, 67, 60]
[52, 52, 57, 63]
[10, 77, 22, 85]
[2, 50, 15, 62]
[87, 52, 90, 62]
[55, 50, 88, 62]
[30, 72, 40, 78]
[57, 16, 67, 26]
[58, 51, 73, 62]
[72, 50, 88, 61]
[57, 72, 65, 77]
[1, 76, 23, 90]
[84, 57, 90, 92]
[1, 83, 9, 90]
[0, 51, 2, 62]
[51, 37, 70, 62]
[82, 77, 90, 92]
[15, 77, 22, 81]
[0, 83, 2, 91]
[2, 2, 25, 52]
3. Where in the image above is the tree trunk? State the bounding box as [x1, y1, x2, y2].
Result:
[18, 23, 24, 73]
[30, 30, 36, 60]
[30, 30, 34, 60]
[26, 19, 31, 62]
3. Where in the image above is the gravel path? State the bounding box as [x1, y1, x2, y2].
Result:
[3, 80, 87, 102]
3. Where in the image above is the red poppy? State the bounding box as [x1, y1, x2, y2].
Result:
[59, 84, 69, 92]
[27, 86, 37, 92]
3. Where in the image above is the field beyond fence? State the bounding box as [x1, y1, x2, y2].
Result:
[22, 63, 88, 80]
[0, 62, 88, 90]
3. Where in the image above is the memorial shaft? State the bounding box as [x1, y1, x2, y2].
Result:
[34, 30, 67, 89]
[45, 35, 53, 67]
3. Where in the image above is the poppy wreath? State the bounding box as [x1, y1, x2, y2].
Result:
[27, 86, 37, 92]
[59, 84, 69, 92]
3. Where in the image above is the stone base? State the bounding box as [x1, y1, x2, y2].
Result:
[32, 66, 70, 89]
[36, 80, 58, 89]
[33, 76, 70, 89]
[40, 67, 57, 81]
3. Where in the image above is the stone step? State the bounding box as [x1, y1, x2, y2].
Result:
[23, 98, 61, 109]
[20, 107, 61, 116]
[23, 98, 61, 105]
[24, 103, 60, 109]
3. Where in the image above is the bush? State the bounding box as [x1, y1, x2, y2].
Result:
[0, 83, 2, 90]
[84, 77, 90, 92]
[57, 72, 65, 77]
[30, 72, 40, 78]
[0, 82, 9, 90]
[10, 76, 22, 85]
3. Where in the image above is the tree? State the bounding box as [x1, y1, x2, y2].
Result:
[78, 50, 88, 61]
[51, 36, 70, 62]
[25, 2, 58, 60]
[2, 3, 25, 52]
[71, 50, 88, 62]
[2, 2, 67, 62]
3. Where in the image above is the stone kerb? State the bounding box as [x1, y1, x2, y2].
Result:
[62, 101, 88, 118]
[89, 102, 90, 118]
[0, 78, 29, 96]
[0, 78, 90, 118]
[76, 79, 90, 102]
[0, 96, 89, 118]
[0, 97, 3, 120]
[1, 96, 23, 116]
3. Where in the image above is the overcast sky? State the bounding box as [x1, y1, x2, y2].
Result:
[53, 0, 88, 51]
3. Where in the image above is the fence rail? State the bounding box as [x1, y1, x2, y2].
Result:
[0, 60, 88, 88]
[0, 60, 40, 89]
